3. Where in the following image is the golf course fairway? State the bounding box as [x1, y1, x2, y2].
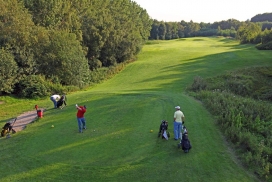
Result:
[1, 37, 271, 182]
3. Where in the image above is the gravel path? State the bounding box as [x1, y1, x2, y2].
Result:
[9, 109, 45, 132]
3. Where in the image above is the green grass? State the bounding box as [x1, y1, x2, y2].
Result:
[1, 37, 272, 181]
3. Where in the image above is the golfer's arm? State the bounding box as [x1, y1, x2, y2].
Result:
[76, 106, 81, 110]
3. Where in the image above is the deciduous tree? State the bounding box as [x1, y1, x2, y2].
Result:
[0, 49, 18, 94]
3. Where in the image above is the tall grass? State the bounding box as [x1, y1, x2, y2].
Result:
[1, 37, 272, 182]
[188, 67, 272, 180]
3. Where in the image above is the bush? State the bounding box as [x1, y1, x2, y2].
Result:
[89, 61, 130, 84]
[17, 75, 50, 98]
[15, 75, 79, 98]
[256, 41, 272, 50]
[187, 66, 272, 179]
[189, 76, 207, 91]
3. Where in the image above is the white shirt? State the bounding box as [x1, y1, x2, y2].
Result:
[51, 95, 60, 100]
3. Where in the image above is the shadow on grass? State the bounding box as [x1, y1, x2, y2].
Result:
[133, 44, 270, 93]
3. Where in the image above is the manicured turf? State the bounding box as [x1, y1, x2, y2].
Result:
[1, 37, 271, 181]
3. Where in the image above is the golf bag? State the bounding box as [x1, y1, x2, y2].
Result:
[178, 126, 192, 153]
[158, 120, 170, 140]
[57, 95, 67, 108]
[1, 118, 17, 137]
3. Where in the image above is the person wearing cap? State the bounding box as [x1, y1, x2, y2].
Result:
[173, 106, 185, 140]
[76, 104, 87, 133]
[50, 94, 60, 108]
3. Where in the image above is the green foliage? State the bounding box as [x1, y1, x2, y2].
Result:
[0, 0, 38, 78]
[149, 19, 240, 40]
[80, 0, 151, 67]
[17, 75, 50, 98]
[15, 74, 80, 98]
[256, 41, 272, 50]
[1, 0, 151, 98]
[190, 76, 207, 91]
[188, 67, 272, 179]
[237, 22, 262, 44]
[197, 28, 218, 37]
[0, 49, 18, 94]
[251, 13, 272, 22]
[23, 0, 82, 40]
[217, 29, 237, 37]
[0, 0, 35, 47]
[89, 61, 130, 84]
[37, 30, 90, 87]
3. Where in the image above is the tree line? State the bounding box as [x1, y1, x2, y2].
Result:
[1, 0, 271, 98]
[149, 19, 240, 40]
[0, 0, 152, 97]
[149, 15, 272, 48]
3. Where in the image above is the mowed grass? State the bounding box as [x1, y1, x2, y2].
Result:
[1, 37, 272, 181]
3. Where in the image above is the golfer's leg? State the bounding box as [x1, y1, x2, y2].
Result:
[177, 123, 182, 139]
[54, 99, 57, 108]
[77, 118, 82, 132]
[82, 118, 86, 129]
[173, 122, 178, 139]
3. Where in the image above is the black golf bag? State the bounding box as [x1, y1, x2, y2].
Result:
[1, 118, 17, 137]
[178, 126, 192, 153]
[57, 95, 67, 108]
[158, 120, 170, 139]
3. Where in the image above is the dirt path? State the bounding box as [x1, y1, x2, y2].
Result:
[9, 109, 45, 132]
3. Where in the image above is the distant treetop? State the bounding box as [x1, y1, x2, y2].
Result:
[251, 12, 272, 22]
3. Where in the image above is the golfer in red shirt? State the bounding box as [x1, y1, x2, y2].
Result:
[76, 104, 87, 133]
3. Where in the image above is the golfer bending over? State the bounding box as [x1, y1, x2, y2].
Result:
[76, 104, 87, 133]
[50, 94, 60, 108]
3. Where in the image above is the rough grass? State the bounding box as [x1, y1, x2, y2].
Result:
[1, 37, 272, 181]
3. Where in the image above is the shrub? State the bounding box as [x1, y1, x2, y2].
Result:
[89, 61, 130, 84]
[15, 75, 79, 98]
[187, 66, 272, 179]
[189, 76, 207, 91]
[17, 75, 49, 98]
[256, 41, 272, 50]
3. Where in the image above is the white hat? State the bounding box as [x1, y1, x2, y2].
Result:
[175, 106, 180, 109]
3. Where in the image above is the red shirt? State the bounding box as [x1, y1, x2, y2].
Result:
[77, 106, 86, 118]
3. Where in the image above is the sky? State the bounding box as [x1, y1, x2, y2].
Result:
[133, 0, 272, 23]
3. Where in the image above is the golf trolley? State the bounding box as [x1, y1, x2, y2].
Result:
[158, 120, 170, 140]
[178, 125, 192, 153]
[1, 118, 17, 138]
